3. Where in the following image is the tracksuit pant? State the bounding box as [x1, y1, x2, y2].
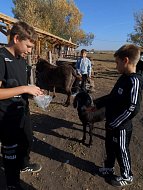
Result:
[0, 110, 33, 187]
[104, 123, 133, 179]
[81, 74, 88, 91]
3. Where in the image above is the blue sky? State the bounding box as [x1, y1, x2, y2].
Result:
[0, 0, 143, 50]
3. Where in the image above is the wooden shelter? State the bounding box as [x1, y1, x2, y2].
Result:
[0, 12, 78, 64]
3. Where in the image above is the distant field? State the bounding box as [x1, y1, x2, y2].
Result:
[88, 51, 115, 62]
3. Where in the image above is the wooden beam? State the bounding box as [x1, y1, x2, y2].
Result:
[0, 12, 78, 48]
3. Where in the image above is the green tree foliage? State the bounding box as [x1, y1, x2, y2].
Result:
[12, 0, 94, 46]
[127, 10, 143, 47]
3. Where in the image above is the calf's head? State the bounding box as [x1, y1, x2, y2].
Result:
[73, 91, 93, 109]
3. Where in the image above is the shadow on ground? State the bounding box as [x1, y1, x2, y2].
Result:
[30, 113, 105, 176]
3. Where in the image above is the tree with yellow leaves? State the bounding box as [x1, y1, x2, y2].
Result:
[12, 0, 94, 46]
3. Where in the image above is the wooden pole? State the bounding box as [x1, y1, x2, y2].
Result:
[38, 39, 41, 56]
[6, 24, 11, 42]
[49, 51, 52, 64]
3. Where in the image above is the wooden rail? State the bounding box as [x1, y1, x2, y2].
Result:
[0, 12, 77, 48]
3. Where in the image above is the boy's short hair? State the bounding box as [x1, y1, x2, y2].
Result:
[10, 21, 37, 43]
[81, 49, 87, 54]
[114, 44, 140, 64]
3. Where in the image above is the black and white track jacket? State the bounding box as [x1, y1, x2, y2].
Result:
[95, 73, 143, 130]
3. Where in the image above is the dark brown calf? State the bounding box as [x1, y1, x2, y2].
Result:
[36, 59, 78, 106]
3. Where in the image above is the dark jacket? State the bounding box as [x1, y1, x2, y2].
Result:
[95, 73, 143, 130]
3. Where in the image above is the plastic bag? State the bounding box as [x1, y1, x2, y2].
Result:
[34, 95, 52, 110]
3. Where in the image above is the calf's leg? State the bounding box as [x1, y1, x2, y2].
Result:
[64, 75, 74, 107]
[52, 86, 56, 98]
[64, 93, 71, 107]
[64, 84, 71, 107]
[88, 123, 94, 147]
[82, 123, 87, 144]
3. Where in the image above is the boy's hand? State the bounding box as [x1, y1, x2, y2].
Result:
[24, 85, 44, 96]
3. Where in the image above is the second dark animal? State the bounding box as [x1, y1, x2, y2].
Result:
[36, 59, 79, 106]
[73, 91, 105, 147]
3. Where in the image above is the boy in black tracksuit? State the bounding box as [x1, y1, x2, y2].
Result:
[0, 22, 43, 189]
[95, 44, 143, 187]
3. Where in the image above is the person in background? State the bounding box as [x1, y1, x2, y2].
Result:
[95, 44, 143, 187]
[75, 49, 92, 92]
[0, 21, 43, 190]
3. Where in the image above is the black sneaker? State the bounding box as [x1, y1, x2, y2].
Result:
[21, 163, 42, 173]
[111, 176, 133, 187]
[98, 167, 114, 176]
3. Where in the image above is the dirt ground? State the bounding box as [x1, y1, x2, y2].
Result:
[1, 52, 143, 190]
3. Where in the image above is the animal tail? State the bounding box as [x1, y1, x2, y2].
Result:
[71, 66, 82, 79]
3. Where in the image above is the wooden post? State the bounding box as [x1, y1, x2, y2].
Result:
[38, 39, 41, 56]
[49, 51, 52, 64]
[27, 54, 35, 85]
[0, 24, 11, 43]
[67, 47, 69, 56]
[6, 24, 11, 42]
